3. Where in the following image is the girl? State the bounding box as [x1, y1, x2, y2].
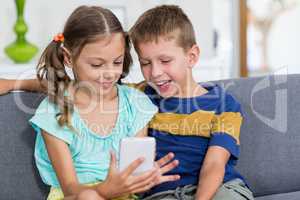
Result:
[26, 6, 179, 200]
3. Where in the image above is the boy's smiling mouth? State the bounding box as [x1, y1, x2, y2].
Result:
[155, 80, 171, 86]
[153, 80, 172, 93]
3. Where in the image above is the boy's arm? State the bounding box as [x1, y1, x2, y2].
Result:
[195, 146, 230, 200]
[0, 79, 46, 94]
[195, 93, 242, 200]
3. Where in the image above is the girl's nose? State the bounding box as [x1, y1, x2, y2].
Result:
[103, 71, 114, 80]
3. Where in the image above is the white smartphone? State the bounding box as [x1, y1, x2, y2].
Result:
[119, 137, 156, 175]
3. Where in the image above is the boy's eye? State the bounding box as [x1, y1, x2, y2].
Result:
[161, 60, 171, 64]
[91, 63, 104, 68]
[140, 62, 151, 66]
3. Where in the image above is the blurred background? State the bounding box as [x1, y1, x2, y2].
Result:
[0, 0, 299, 82]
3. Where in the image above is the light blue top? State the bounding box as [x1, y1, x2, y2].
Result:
[29, 84, 158, 187]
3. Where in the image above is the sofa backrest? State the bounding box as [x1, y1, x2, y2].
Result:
[0, 74, 299, 198]
[0, 92, 48, 199]
[214, 74, 300, 197]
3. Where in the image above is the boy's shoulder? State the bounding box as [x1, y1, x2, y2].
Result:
[193, 83, 242, 114]
[197, 82, 242, 114]
[209, 83, 242, 114]
[123, 81, 242, 113]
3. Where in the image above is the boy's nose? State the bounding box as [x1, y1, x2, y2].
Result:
[151, 64, 163, 78]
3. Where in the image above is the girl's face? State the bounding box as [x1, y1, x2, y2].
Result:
[73, 33, 125, 96]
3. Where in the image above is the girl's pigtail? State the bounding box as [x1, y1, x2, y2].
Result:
[37, 36, 74, 130]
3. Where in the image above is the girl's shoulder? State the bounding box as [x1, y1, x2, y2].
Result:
[118, 83, 149, 99]
[34, 96, 60, 115]
[124, 81, 147, 92]
[117, 84, 158, 115]
[30, 96, 75, 145]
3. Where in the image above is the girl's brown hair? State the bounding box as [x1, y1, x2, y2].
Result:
[37, 6, 132, 129]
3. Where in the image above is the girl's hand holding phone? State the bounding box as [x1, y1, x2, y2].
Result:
[98, 152, 180, 199]
[98, 151, 158, 198]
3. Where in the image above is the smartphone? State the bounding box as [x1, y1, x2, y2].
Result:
[119, 137, 156, 175]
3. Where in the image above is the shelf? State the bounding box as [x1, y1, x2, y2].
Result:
[0, 62, 37, 79]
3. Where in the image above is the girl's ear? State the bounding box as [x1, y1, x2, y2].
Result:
[187, 44, 200, 69]
[61, 46, 73, 68]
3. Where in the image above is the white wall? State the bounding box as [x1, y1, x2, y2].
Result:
[0, 0, 223, 82]
[0, 0, 129, 63]
[268, 5, 300, 74]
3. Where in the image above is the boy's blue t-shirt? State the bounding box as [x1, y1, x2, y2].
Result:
[143, 83, 246, 195]
[29, 84, 158, 187]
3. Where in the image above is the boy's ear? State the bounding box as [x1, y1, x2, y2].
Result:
[61, 46, 73, 68]
[187, 44, 200, 68]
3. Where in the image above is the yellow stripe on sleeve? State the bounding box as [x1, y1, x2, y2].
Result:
[211, 112, 243, 144]
[149, 110, 215, 137]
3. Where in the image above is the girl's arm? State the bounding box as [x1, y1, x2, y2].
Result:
[135, 125, 149, 137]
[41, 130, 96, 196]
[195, 146, 230, 200]
[42, 129, 169, 198]
[0, 79, 46, 95]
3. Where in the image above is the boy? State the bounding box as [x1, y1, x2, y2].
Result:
[129, 5, 254, 200]
[0, 5, 254, 200]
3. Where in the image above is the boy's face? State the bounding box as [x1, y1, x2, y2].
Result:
[137, 36, 198, 98]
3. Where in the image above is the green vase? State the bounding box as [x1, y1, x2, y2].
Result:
[5, 0, 38, 63]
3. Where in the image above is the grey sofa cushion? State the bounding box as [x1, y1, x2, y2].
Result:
[0, 92, 48, 199]
[255, 191, 300, 200]
[1, 74, 300, 199]
[214, 74, 300, 197]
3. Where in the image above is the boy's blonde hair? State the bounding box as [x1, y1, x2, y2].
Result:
[130, 5, 196, 52]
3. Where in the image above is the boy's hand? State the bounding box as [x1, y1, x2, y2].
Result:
[98, 152, 160, 198]
[152, 152, 180, 186]
[0, 79, 14, 95]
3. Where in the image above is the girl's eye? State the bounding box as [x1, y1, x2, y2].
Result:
[114, 61, 123, 66]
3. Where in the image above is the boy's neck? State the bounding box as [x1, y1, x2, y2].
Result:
[178, 79, 208, 98]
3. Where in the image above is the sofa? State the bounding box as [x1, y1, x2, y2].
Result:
[1, 74, 300, 199]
